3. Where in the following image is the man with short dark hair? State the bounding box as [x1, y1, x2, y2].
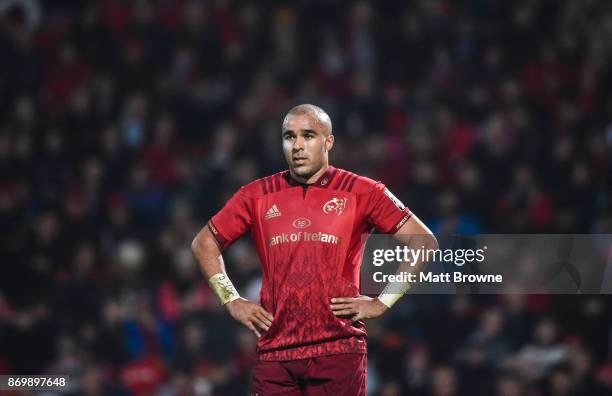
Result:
[192, 104, 436, 395]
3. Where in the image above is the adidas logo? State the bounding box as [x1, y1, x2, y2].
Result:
[264, 205, 282, 220]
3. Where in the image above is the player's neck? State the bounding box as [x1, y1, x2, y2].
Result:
[290, 164, 330, 185]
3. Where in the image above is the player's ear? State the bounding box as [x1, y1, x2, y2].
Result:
[325, 134, 334, 152]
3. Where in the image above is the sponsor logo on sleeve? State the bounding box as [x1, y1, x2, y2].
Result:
[384, 188, 405, 211]
[395, 213, 412, 230]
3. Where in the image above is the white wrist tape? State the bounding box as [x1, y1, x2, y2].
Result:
[208, 273, 240, 305]
[377, 293, 404, 308]
[378, 281, 411, 308]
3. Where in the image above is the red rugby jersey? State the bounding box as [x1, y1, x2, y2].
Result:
[208, 166, 412, 361]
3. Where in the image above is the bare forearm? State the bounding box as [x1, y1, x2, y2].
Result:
[377, 215, 438, 308]
[191, 224, 273, 336]
[191, 225, 226, 278]
[394, 214, 438, 275]
[191, 225, 242, 305]
[394, 232, 439, 278]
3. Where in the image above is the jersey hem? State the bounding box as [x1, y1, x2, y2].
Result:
[256, 337, 367, 362]
[255, 350, 367, 362]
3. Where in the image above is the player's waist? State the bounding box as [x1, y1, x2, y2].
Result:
[256, 336, 367, 361]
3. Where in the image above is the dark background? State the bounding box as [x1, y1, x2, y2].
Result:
[0, 0, 611, 395]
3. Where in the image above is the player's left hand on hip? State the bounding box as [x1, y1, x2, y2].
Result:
[330, 295, 388, 322]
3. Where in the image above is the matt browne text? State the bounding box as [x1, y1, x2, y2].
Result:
[373, 271, 503, 283]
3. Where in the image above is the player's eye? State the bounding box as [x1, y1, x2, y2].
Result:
[304, 134, 314, 140]
[284, 134, 294, 140]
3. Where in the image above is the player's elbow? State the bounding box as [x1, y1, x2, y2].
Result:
[191, 226, 220, 256]
[191, 233, 201, 254]
[414, 217, 438, 251]
[191, 228, 207, 255]
[427, 233, 439, 251]
[418, 219, 438, 250]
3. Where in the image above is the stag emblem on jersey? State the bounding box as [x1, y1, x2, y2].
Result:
[323, 197, 347, 216]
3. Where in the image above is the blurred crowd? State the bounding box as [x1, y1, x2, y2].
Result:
[0, 0, 611, 395]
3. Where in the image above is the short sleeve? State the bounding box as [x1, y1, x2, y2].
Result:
[366, 183, 412, 233]
[208, 189, 252, 249]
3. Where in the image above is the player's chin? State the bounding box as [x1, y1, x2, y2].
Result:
[292, 164, 312, 176]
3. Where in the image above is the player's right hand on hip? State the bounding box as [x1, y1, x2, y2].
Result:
[226, 297, 274, 338]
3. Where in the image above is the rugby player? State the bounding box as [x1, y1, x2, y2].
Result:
[192, 104, 436, 395]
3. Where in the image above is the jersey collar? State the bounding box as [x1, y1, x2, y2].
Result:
[284, 165, 337, 188]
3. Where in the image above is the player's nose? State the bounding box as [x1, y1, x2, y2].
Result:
[292, 136, 305, 150]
